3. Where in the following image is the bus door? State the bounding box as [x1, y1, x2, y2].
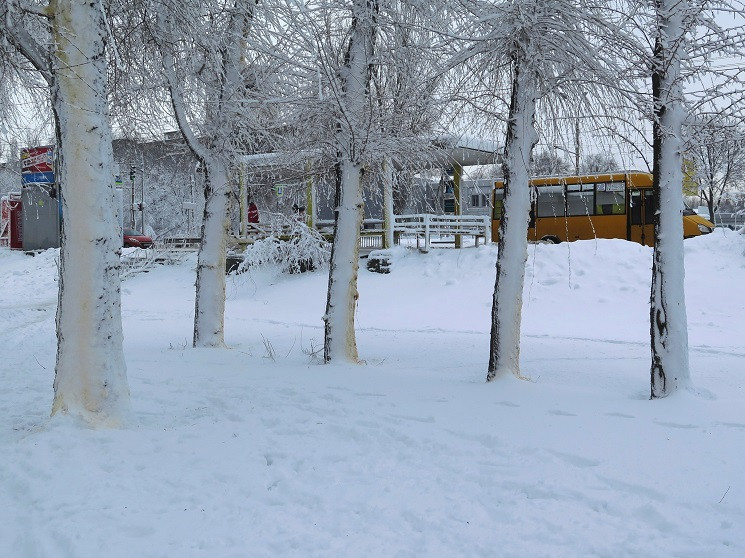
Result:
[529, 202, 536, 237]
[628, 189, 656, 247]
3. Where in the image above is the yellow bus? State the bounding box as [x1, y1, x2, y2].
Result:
[492, 171, 715, 247]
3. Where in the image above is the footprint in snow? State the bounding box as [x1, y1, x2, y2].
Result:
[546, 449, 600, 468]
[548, 409, 577, 417]
[717, 422, 745, 429]
[605, 412, 635, 419]
[654, 420, 698, 429]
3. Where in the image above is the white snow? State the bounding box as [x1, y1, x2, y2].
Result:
[2, 229, 745, 557]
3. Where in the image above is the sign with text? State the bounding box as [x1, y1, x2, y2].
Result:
[21, 146, 55, 184]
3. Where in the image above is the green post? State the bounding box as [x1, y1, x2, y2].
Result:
[239, 163, 246, 238]
[305, 163, 314, 228]
[382, 158, 395, 249]
[454, 161, 462, 249]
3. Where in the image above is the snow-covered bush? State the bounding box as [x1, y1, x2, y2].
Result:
[239, 212, 331, 274]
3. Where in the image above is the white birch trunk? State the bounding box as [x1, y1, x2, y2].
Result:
[650, 0, 691, 397]
[162, 81, 230, 348]
[323, 0, 377, 363]
[193, 160, 230, 347]
[487, 60, 538, 381]
[324, 158, 364, 362]
[157, 3, 251, 349]
[51, 0, 130, 425]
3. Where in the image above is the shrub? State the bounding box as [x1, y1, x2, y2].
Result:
[239, 212, 331, 274]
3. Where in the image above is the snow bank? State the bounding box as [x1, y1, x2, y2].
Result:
[1, 230, 744, 557]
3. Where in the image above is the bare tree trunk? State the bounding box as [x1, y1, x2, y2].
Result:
[51, 0, 130, 425]
[157, 2, 255, 349]
[705, 187, 715, 224]
[323, 0, 377, 363]
[487, 58, 538, 381]
[650, 5, 691, 397]
[324, 159, 364, 362]
[193, 160, 230, 347]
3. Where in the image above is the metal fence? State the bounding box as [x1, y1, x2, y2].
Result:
[711, 212, 745, 230]
[393, 214, 491, 252]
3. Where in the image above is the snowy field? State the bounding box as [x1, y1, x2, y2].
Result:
[1, 229, 745, 557]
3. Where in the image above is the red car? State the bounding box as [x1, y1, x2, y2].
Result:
[123, 228, 153, 249]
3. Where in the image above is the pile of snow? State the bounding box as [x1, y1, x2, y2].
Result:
[1, 229, 744, 557]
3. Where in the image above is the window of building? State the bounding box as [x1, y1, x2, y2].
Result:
[471, 193, 489, 207]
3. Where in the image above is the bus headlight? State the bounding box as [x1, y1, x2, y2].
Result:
[698, 223, 712, 233]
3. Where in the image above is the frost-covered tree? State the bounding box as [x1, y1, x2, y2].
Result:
[580, 152, 619, 174]
[322, 0, 379, 363]
[684, 117, 745, 224]
[453, 0, 628, 381]
[106, 0, 288, 348]
[369, 1, 444, 248]
[1, 0, 130, 425]
[646, 0, 694, 396]
[531, 150, 571, 176]
[263, 0, 449, 363]
[0, 55, 52, 176]
[488, 42, 538, 381]
[148, 0, 267, 348]
[643, 0, 745, 397]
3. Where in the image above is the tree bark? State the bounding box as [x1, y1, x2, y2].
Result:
[650, 3, 691, 397]
[324, 158, 364, 362]
[487, 57, 538, 381]
[51, 0, 130, 425]
[193, 160, 230, 347]
[323, 0, 377, 363]
[157, 1, 254, 348]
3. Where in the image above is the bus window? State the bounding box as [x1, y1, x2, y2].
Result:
[644, 190, 657, 224]
[595, 182, 625, 215]
[566, 183, 594, 216]
[536, 185, 564, 217]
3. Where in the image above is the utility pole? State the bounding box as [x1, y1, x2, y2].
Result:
[453, 162, 463, 249]
[129, 165, 136, 228]
[574, 118, 581, 175]
[140, 154, 146, 233]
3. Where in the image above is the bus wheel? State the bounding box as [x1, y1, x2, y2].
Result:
[541, 236, 561, 244]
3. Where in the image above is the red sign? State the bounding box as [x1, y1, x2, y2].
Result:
[8, 194, 23, 250]
[21, 146, 54, 173]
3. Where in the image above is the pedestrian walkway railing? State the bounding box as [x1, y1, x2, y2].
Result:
[393, 214, 491, 252]
[212, 213, 491, 255]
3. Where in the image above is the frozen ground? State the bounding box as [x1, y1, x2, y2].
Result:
[1, 229, 744, 557]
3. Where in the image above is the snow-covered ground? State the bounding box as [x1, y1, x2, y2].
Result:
[1, 229, 744, 557]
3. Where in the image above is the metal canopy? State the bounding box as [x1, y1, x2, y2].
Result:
[238, 136, 501, 181]
[425, 135, 501, 170]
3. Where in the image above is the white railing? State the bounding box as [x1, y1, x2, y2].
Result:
[120, 243, 189, 278]
[0, 220, 8, 247]
[394, 214, 491, 252]
[229, 215, 490, 253]
[712, 212, 745, 230]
